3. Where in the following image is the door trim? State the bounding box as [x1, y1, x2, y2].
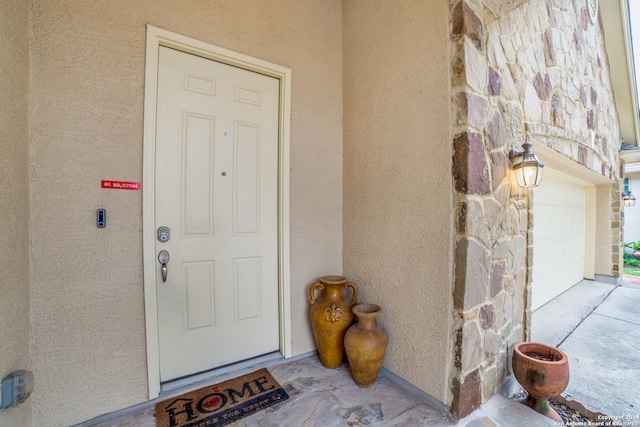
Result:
[142, 25, 292, 399]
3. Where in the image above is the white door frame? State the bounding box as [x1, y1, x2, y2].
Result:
[142, 25, 292, 399]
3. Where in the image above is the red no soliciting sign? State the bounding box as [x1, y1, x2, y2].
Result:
[101, 180, 141, 191]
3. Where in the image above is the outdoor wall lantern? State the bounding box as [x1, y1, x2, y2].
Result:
[509, 136, 545, 188]
[623, 191, 636, 207]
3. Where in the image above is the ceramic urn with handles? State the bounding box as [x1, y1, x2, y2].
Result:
[309, 275, 358, 369]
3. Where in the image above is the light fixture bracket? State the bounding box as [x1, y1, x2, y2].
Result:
[509, 138, 533, 163]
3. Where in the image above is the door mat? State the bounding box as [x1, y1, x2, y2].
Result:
[155, 368, 289, 427]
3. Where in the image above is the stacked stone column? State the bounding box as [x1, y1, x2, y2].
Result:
[448, 0, 622, 418]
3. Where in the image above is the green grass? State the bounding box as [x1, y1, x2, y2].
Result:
[623, 253, 640, 275]
[623, 267, 640, 276]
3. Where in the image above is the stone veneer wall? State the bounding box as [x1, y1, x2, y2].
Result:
[449, 0, 622, 417]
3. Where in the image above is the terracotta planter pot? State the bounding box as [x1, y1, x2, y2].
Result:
[309, 276, 358, 369]
[512, 342, 569, 422]
[344, 304, 388, 388]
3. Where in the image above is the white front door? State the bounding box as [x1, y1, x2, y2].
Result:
[155, 46, 280, 382]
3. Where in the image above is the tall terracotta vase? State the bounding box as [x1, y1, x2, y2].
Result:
[344, 304, 388, 388]
[309, 275, 358, 369]
[512, 342, 569, 422]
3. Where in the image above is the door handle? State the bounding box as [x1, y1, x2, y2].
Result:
[158, 250, 170, 282]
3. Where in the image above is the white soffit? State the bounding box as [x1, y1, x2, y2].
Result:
[622, 148, 640, 164]
[625, 161, 640, 173]
[601, 0, 640, 146]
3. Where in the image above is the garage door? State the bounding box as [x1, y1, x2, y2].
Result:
[532, 169, 588, 310]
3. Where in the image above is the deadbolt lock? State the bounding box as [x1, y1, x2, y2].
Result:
[157, 226, 170, 243]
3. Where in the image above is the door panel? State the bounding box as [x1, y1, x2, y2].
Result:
[183, 261, 215, 331]
[234, 122, 260, 235]
[183, 113, 215, 236]
[155, 46, 280, 382]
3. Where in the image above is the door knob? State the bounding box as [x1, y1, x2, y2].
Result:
[158, 250, 170, 282]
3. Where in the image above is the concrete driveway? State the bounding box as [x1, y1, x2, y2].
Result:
[532, 279, 640, 420]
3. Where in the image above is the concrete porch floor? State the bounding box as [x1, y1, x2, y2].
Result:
[531, 279, 640, 420]
[78, 353, 558, 427]
[75, 279, 640, 426]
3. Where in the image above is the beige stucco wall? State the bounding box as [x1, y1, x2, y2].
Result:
[0, 0, 32, 426]
[342, 0, 453, 403]
[28, 1, 343, 425]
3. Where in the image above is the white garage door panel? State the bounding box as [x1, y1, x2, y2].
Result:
[532, 171, 587, 310]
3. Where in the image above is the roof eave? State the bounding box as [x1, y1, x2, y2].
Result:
[602, 0, 640, 147]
